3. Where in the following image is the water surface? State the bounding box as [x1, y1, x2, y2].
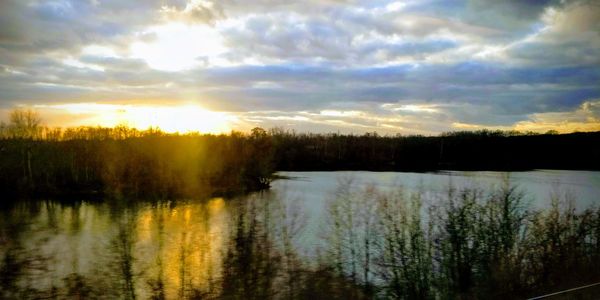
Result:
[2, 170, 599, 298]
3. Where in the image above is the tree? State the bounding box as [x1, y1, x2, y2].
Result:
[250, 127, 267, 139]
[9, 109, 42, 139]
[6, 109, 42, 188]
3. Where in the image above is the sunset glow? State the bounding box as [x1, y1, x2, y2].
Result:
[34, 103, 236, 133]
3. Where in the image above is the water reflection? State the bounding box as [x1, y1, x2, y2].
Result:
[2, 171, 600, 299]
[0, 198, 232, 299]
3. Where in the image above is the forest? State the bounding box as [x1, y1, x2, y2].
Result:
[1, 109, 599, 199]
[0, 110, 274, 199]
[270, 128, 600, 171]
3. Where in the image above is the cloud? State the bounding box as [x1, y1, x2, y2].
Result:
[0, 0, 598, 134]
[507, 1, 600, 66]
[513, 100, 600, 133]
[160, 0, 224, 25]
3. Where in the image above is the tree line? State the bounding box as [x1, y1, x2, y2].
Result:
[1, 109, 599, 198]
[269, 128, 600, 171]
[0, 110, 274, 199]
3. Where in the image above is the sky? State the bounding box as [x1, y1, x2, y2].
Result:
[0, 0, 599, 134]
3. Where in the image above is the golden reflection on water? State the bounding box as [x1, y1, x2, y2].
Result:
[138, 209, 153, 242]
[6, 198, 231, 299]
[158, 198, 227, 298]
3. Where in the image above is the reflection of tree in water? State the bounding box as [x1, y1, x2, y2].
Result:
[58, 202, 138, 299]
[0, 205, 31, 298]
[218, 191, 366, 300]
[157, 199, 226, 299]
[0, 201, 146, 299]
[0, 195, 367, 300]
[221, 197, 280, 299]
[0, 202, 58, 299]
[113, 207, 138, 300]
[64, 202, 93, 299]
[147, 203, 166, 300]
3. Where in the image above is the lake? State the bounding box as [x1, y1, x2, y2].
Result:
[1, 170, 599, 298]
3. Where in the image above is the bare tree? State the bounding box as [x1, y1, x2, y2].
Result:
[9, 109, 42, 139]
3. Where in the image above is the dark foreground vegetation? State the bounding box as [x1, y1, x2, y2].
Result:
[1, 109, 600, 198]
[323, 179, 600, 299]
[1, 181, 599, 299]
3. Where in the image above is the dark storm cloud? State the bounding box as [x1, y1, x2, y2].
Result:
[168, 62, 600, 125]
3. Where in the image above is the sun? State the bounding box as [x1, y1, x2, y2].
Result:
[123, 104, 235, 133]
[130, 22, 226, 71]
